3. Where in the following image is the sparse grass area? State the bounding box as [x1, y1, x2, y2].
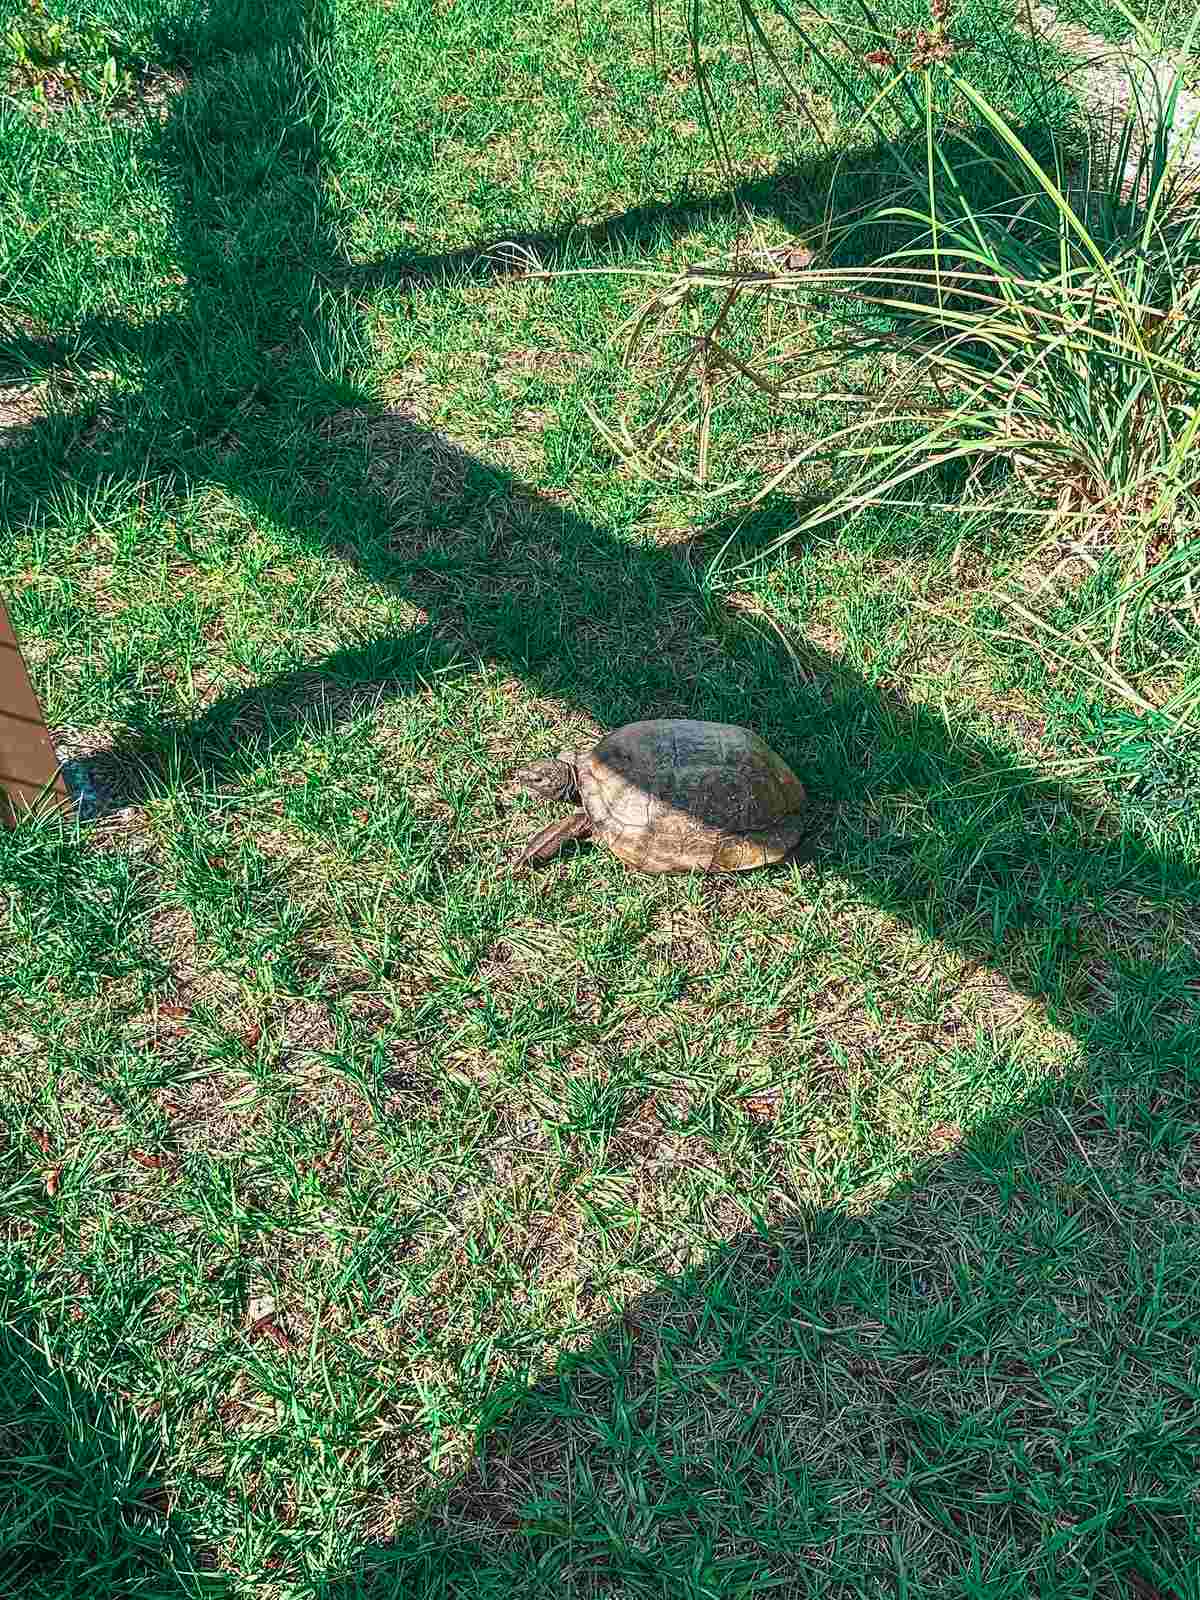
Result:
[1, 0, 1200, 1595]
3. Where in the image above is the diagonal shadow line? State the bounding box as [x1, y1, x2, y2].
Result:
[1, 188, 787, 384]
[0, 53, 1065, 384]
[329, 170, 831, 294]
[315, 989, 1200, 1595]
[4, 0, 1200, 1587]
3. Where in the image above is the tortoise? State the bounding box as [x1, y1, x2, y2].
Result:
[505, 718, 806, 873]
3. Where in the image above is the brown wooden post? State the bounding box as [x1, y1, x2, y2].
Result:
[0, 594, 68, 826]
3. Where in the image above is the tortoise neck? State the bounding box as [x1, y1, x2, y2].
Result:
[558, 758, 581, 800]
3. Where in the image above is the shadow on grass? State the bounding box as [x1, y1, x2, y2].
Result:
[0, 1264, 230, 1599]
[2, 0, 1199, 1593]
[317, 1019, 1200, 1596]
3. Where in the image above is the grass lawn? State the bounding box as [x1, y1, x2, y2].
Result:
[3, 0, 1200, 1594]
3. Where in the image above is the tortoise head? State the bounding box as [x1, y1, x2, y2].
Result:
[500, 749, 585, 803]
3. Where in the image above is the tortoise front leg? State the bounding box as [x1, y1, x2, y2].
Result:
[513, 811, 593, 868]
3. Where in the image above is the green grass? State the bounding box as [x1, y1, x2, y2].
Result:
[2, 0, 1200, 1594]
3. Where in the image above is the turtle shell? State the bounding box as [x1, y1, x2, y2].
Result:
[578, 718, 806, 874]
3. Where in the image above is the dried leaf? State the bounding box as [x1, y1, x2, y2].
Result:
[140, 1485, 172, 1516]
[42, 1167, 61, 1198]
[129, 1149, 167, 1170]
[30, 1127, 51, 1156]
[325, 970, 373, 998]
[865, 48, 896, 66]
[1127, 1574, 1172, 1600]
[160, 1097, 187, 1117]
[159, 1002, 189, 1021]
[247, 1313, 294, 1350]
[243, 1022, 263, 1050]
[315, 1137, 344, 1176]
[768, 243, 815, 271]
[929, 1121, 963, 1148]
